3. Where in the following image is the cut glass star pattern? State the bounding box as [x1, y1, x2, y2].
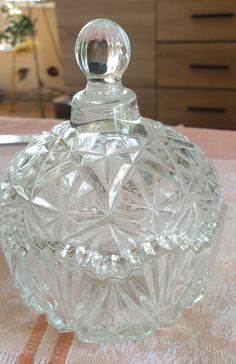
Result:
[0, 119, 225, 342]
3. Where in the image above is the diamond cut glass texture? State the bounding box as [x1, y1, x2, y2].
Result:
[0, 19, 225, 343]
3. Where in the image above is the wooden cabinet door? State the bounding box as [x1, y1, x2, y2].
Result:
[157, 43, 236, 89]
[157, 0, 236, 41]
[158, 89, 236, 129]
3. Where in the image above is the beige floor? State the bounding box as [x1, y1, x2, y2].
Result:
[0, 101, 56, 119]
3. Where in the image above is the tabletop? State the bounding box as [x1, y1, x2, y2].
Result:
[0, 117, 236, 364]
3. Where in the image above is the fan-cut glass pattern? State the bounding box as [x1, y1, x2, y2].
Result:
[0, 118, 225, 343]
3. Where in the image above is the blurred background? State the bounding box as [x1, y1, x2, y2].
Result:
[0, 0, 236, 129]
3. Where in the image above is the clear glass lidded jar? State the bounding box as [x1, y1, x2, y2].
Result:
[0, 19, 226, 343]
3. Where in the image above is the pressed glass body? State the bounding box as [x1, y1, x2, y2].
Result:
[0, 19, 225, 343]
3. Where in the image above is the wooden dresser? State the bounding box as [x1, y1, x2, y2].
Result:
[157, 0, 236, 129]
[56, 0, 236, 129]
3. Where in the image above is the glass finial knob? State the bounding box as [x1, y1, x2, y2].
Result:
[75, 18, 130, 82]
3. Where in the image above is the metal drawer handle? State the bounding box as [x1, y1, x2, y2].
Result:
[189, 64, 230, 70]
[187, 106, 226, 113]
[191, 12, 234, 19]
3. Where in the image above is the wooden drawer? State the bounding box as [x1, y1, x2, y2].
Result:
[157, 43, 236, 89]
[157, 0, 236, 41]
[157, 89, 236, 129]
